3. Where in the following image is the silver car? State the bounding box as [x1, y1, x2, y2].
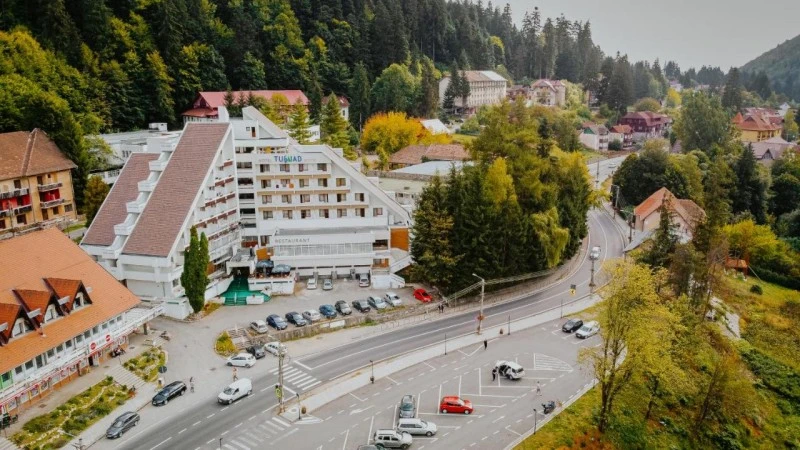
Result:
[397, 418, 437, 437]
[302, 309, 322, 322]
[384, 292, 402, 307]
[576, 321, 600, 339]
[322, 278, 333, 290]
[249, 320, 269, 334]
[368, 296, 388, 310]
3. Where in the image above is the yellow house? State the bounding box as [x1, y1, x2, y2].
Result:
[733, 112, 782, 143]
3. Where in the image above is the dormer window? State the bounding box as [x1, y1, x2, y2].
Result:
[74, 293, 84, 309]
[12, 318, 32, 337]
[45, 304, 58, 322]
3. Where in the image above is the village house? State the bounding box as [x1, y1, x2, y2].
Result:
[578, 123, 609, 151]
[633, 187, 705, 240]
[389, 144, 470, 169]
[608, 124, 634, 148]
[530, 79, 567, 107]
[181, 90, 309, 123]
[749, 136, 799, 166]
[618, 111, 671, 140]
[733, 112, 782, 143]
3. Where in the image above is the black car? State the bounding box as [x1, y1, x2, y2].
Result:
[106, 411, 139, 439]
[562, 318, 584, 333]
[399, 394, 416, 418]
[319, 304, 337, 319]
[267, 314, 288, 330]
[352, 299, 371, 313]
[152, 381, 187, 406]
[285, 311, 307, 326]
[335, 300, 352, 315]
[246, 345, 267, 359]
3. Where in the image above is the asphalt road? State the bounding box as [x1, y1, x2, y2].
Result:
[103, 156, 627, 450]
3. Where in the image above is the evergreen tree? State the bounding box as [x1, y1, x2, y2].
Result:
[721, 68, 743, 112]
[732, 145, 768, 223]
[370, 0, 408, 74]
[411, 176, 461, 291]
[235, 52, 267, 90]
[320, 93, 356, 159]
[370, 63, 418, 114]
[644, 200, 679, 268]
[181, 226, 210, 314]
[349, 62, 371, 130]
[417, 57, 439, 118]
[143, 51, 175, 123]
[457, 70, 471, 110]
[223, 87, 240, 117]
[443, 62, 460, 112]
[607, 55, 634, 114]
[83, 175, 110, 226]
[288, 100, 312, 143]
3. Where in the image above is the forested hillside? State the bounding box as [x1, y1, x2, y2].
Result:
[742, 33, 800, 101]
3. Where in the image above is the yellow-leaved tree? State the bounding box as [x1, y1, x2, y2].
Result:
[361, 112, 451, 168]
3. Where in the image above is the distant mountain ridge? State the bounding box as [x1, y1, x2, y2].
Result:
[742, 33, 800, 101]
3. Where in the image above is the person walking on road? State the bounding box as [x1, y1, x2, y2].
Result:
[536, 381, 542, 396]
[189, 376, 195, 393]
[492, 367, 497, 381]
[233, 367, 239, 382]
[484, 339, 488, 350]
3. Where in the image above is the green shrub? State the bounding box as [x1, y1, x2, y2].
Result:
[750, 284, 764, 295]
[741, 347, 800, 403]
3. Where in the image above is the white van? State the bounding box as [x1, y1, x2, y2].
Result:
[217, 378, 252, 405]
[397, 418, 438, 436]
[495, 360, 525, 380]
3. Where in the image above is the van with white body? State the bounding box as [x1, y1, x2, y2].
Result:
[217, 378, 252, 405]
[495, 360, 525, 380]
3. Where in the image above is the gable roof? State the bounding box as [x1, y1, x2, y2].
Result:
[609, 125, 632, 134]
[420, 119, 451, 135]
[0, 228, 140, 372]
[620, 111, 670, 127]
[582, 123, 608, 135]
[323, 95, 350, 108]
[195, 91, 308, 110]
[735, 113, 782, 132]
[0, 302, 23, 342]
[531, 79, 565, 90]
[634, 187, 705, 226]
[459, 71, 507, 83]
[82, 153, 159, 247]
[749, 136, 796, 159]
[123, 123, 231, 257]
[44, 278, 83, 311]
[389, 144, 469, 166]
[0, 129, 77, 180]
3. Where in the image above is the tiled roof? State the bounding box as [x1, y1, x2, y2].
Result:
[460, 71, 507, 83]
[634, 187, 705, 226]
[610, 125, 632, 134]
[0, 228, 140, 373]
[123, 123, 231, 257]
[0, 129, 77, 180]
[735, 114, 781, 132]
[182, 108, 217, 118]
[82, 153, 159, 247]
[389, 144, 470, 166]
[44, 278, 82, 312]
[14, 290, 54, 324]
[531, 79, 565, 90]
[620, 111, 670, 127]
[0, 303, 22, 342]
[194, 90, 309, 110]
[750, 137, 795, 159]
[582, 123, 608, 135]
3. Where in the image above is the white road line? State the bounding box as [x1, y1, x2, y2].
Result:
[263, 421, 282, 432]
[349, 392, 365, 402]
[493, 430, 500, 435]
[192, 421, 201, 426]
[206, 439, 215, 444]
[221, 407, 229, 411]
[285, 372, 308, 383]
[367, 415, 375, 444]
[296, 378, 318, 388]
[453, 365, 467, 371]
[393, 404, 398, 428]
[457, 349, 469, 356]
[438, 384, 442, 414]
[458, 375, 462, 397]
[282, 385, 298, 396]
[235, 423, 243, 428]
[221, 430, 229, 436]
[492, 415, 505, 424]
[272, 428, 298, 444]
[269, 367, 280, 374]
[150, 437, 172, 450]
[178, 428, 187, 434]
[273, 417, 291, 428]
[472, 404, 504, 408]
[301, 380, 321, 389]
[294, 360, 312, 370]
[505, 426, 523, 436]
[386, 376, 401, 385]
[478, 368, 482, 396]
[423, 362, 436, 370]
[207, 413, 215, 419]
[260, 387, 269, 392]
[461, 393, 518, 398]
[342, 428, 350, 450]
[416, 391, 422, 418]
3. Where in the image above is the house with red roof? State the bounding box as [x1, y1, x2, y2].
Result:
[530, 79, 566, 107]
[733, 111, 782, 143]
[609, 124, 633, 147]
[633, 187, 705, 240]
[182, 90, 309, 123]
[618, 111, 671, 140]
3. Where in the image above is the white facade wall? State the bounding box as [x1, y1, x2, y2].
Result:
[439, 77, 507, 109]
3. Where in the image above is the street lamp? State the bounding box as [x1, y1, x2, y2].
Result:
[589, 249, 599, 293]
[297, 393, 301, 420]
[472, 273, 485, 335]
[533, 408, 538, 434]
[370, 360, 374, 384]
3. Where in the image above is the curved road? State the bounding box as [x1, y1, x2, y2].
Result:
[113, 157, 627, 450]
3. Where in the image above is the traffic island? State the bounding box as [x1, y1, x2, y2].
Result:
[123, 348, 167, 382]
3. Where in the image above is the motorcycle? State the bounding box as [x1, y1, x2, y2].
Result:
[541, 401, 556, 414]
[160, 331, 171, 341]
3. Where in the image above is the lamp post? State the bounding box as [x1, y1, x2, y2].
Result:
[472, 273, 485, 335]
[533, 408, 538, 434]
[297, 393, 301, 420]
[370, 359, 374, 384]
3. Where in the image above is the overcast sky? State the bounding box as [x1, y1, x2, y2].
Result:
[505, 0, 800, 70]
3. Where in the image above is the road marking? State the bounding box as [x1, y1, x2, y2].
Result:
[457, 349, 468, 356]
[150, 437, 172, 450]
[386, 376, 401, 385]
[350, 405, 374, 416]
[235, 423, 243, 428]
[505, 426, 523, 436]
[384, 387, 392, 391]
[461, 393, 517, 398]
[192, 421, 201, 426]
[342, 428, 349, 450]
[221, 430, 229, 436]
[472, 403, 504, 408]
[493, 430, 500, 435]
[367, 415, 375, 444]
[453, 365, 467, 371]
[221, 406, 229, 411]
[478, 368, 482, 396]
[394, 404, 398, 428]
[294, 360, 312, 370]
[301, 380, 321, 389]
[416, 391, 422, 418]
[207, 413, 215, 419]
[438, 384, 442, 414]
[350, 392, 365, 402]
[272, 428, 298, 444]
[423, 362, 436, 370]
[206, 439, 215, 444]
[270, 367, 280, 374]
[178, 428, 187, 434]
[273, 417, 291, 428]
[458, 375, 462, 397]
[492, 415, 505, 424]
[260, 387, 269, 392]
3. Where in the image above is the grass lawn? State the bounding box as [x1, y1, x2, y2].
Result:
[451, 133, 477, 144]
[62, 222, 85, 234]
[515, 387, 602, 450]
[123, 347, 166, 382]
[13, 377, 129, 449]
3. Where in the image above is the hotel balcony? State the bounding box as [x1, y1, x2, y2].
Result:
[0, 187, 29, 200]
[126, 199, 146, 214]
[114, 219, 136, 236]
[148, 157, 169, 172]
[40, 198, 65, 209]
[12, 204, 32, 215]
[37, 182, 62, 192]
[138, 179, 157, 192]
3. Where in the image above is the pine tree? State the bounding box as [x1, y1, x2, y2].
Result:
[288, 100, 312, 143]
[607, 55, 634, 114]
[418, 57, 439, 118]
[235, 52, 267, 90]
[349, 62, 371, 130]
[83, 175, 110, 226]
[223, 87, 240, 117]
[644, 199, 679, 268]
[457, 69, 471, 110]
[144, 51, 175, 123]
[443, 62, 460, 112]
[411, 176, 461, 291]
[732, 145, 768, 223]
[721, 68, 743, 112]
[181, 226, 210, 314]
[321, 93, 356, 159]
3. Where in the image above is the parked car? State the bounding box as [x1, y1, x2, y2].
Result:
[397, 418, 437, 437]
[322, 278, 333, 290]
[152, 381, 187, 406]
[576, 321, 600, 339]
[368, 296, 388, 310]
[272, 264, 292, 276]
[250, 320, 269, 334]
[246, 345, 266, 359]
[226, 353, 256, 368]
[439, 396, 473, 414]
[319, 304, 337, 319]
[358, 273, 370, 287]
[285, 311, 307, 326]
[352, 299, 371, 313]
[495, 360, 525, 380]
[414, 288, 433, 303]
[589, 246, 601, 260]
[265, 341, 287, 356]
[398, 394, 416, 418]
[302, 309, 322, 322]
[373, 429, 412, 449]
[335, 300, 352, 315]
[384, 292, 402, 307]
[307, 278, 318, 290]
[217, 378, 252, 405]
[266, 314, 288, 330]
[105, 411, 139, 439]
[562, 318, 584, 333]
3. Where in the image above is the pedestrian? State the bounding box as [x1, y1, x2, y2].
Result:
[233, 367, 238, 381]
[484, 339, 488, 350]
[492, 367, 497, 381]
[536, 381, 542, 396]
[189, 376, 195, 393]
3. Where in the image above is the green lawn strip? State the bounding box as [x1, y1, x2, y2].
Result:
[123, 348, 166, 382]
[12, 376, 128, 449]
[514, 387, 601, 450]
[62, 223, 86, 234]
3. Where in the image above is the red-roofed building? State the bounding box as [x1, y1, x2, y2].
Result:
[634, 187, 705, 239]
[182, 90, 309, 123]
[618, 112, 671, 140]
[733, 111, 782, 143]
[609, 125, 633, 147]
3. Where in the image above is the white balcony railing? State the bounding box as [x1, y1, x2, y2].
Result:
[138, 179, 157, 192]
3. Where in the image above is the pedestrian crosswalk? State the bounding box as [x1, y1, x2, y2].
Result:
[215, 417, 296, 449]
[268, 365, 321, 391]
[532, 353, 573, 372]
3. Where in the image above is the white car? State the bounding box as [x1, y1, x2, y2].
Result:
[495, 360, 525, 380]
[576, 321, 600, 339]
[589, 246, 601, 260]
[302, 309, 322, 322]
[368, 296, 388, 310]
[306, 278, 318, 290]
[322, 278, 333, 290]
[249, 320, 269, 334]
[226, 353, 256, 368]
[265, 342, 287, 356]
[384, 292, 402, 307]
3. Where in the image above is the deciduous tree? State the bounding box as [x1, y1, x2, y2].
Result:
[83, 176, 110, 226]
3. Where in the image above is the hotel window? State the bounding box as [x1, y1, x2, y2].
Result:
[74, 293, 84, 308]
[282, 210, 293, 219]
[337, 208, 347, 218]
[240, 193, 255, 200]
[355, 193, 365, 202]
[337, 193, 347, 203]
[336, 178, 346, 187]
[373, 207, 383, 216]
[102, 322, 108, 330]
[65, 339, 73, 349]
[13, 318, 32, 337]
[260, 235, 270, 246]
[317, 163, 327, 171]
[318, 178, 328, 188]
[16, 214, 26, 225]
[299, 179, 309, 188]
[25, 360, 34, 371]
[45, 304, 58, 322]
[42, 209, 49, 221]
[1, 219, 6, 229]
[83, 330, 91, 339]
[356, 208, 366, 217]
[75, 334, 83, 344]
[300, 194, 310, 203]
[280, 164, 290, 172]
[261, 180, 269, 189]
[300, 209, 311, 219]
[14, 180, 21, 189]
[321, 209, 330, 218]
[262, 195, 272, 204]
[259, 164, 270, 173]
[298, 164, 306, 172]
[281, 195, 292, 204]
[37, 175, 44, 185]
[280, 179, 290, 187]
[319, 194, 328, 202]
[52, 206, 59, 216]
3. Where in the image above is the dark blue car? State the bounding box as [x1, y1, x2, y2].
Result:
[266, 314, 288, 330]
[319, 304, 337, 319]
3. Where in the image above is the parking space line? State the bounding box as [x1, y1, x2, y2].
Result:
[437, 384, 442, 414]
[472, 404, 505, 408]
[367, 415, 374, 444]
[491, 415, 505, 424]
[505, 426, 523, 436]
[478, 368, 482, 396]
[458, 375, 462, 397]
[416, 391, 422, 418]
[423, 362, 436, 370]
[461, 393, 518, 398]
[349, 392, 366, 402]
[386, 376, 401, 385]
[341, 428, 349, 450]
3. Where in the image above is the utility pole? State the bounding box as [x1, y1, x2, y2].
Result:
[473, 274, 485, 335]
[590, 259, 596, 293]
[277, 344, 285, 413]
[595, 160, 600, 186]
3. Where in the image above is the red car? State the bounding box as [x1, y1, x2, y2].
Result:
[440, 396, 473, 414]
[414, 288, 432, 303]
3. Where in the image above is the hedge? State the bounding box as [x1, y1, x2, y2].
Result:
[749, 265, 800, 291]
